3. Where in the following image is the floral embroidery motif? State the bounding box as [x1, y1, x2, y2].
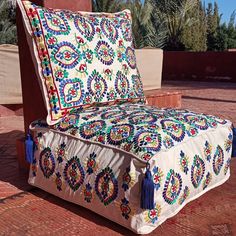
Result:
[163, 136, 174, 149]
[224, 133, 233, 153]
[125, 47, 136, 69]
[224, 158, 231, 175]
[59, 78, 84, 108]
[144, 203, 161, 224]
[120, 19, 132, 42]
[85, 152, 97, 175]
[55, 113, 80, 132]
[87, 70, 108, 102]
[74, 15, 95, 41]
[131, 74, 144, 97]
[95, 167, 118, 206]
[204, 141, 212, 162]
[79, 120, 106, 139]
[213, 145, 224, 175]
[107, 124, 134, 145]
[161, 119, 185, 142]
[54, 67, 68, 82]
[178, 186, 190, 205]
[120, 197, 131, 219]
[39, 147, 55, 178]
[55, 172, 63, 191]
[55, 142, 67, 163]
[121, 166, 135, 191]
[152, 166, 163, 191]
[63, 156, 85, 191]
[184, 115, 209, 130]
[95, 40, 115, 65]
[203, 172, 212, 190]
[41, 11, 71, 35]
[84, 183, 93, 203]
[179, 151, 189, 174]
[128, 113, 157, 125]
[191, 155, 205, 188]
[51, 41, 82, 69]
[115, 71, 130, 98]
[100, 18, 118, 44]
[163, 169, 182, 204]
[134, 131, 162, 154]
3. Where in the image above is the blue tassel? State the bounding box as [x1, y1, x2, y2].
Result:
[141, 163, 154, 210]
[25, 133, 34, 164]
[232, 127, 236, 157]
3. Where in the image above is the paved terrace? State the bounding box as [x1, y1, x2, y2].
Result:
[0, 81, 235, 235]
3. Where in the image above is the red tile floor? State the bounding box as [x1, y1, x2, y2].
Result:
[0, 81, 235, 235]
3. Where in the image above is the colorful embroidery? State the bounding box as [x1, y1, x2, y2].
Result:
[191, 155, 205, 188]
[115, 71, 130, 98]
[224, 133, 233, 153]
[74, 15, 95, 41]
[120, 197, 131, 219]
[224, 158, 231, 175]
[95, 40, 115, 65]
[107, 124, 134, 145]
[163, 136, 174, 149]
[59, 78, 84, 108]
[121, 166, 135, 191]
[79, 120, 106, 139]
[21, 1, 144, 124]
[131, 74, 144, 97]
[203, 172, 212, 190]
[144, 203, 161, 224]
[100, 18, 118, 44]
[152, 166, 163, 191]
[161, 119, 185, 142]
[51, 41, 82, 69]
[37, 103, 232, 162]
[184, 115, 209, 130]
[213, 145, 224, 175]
[63, 156, 85, 191]
[204, 141, 212, 162]
[125, 47, 136, 69]
[85, 152, 97, 175]
[84, 183, 93, 203]
[179, 151, 189, 174]
[55, 142, 67, 163]
[163, 169, 182, 204]
[95, 167, 118, 206]
[134, 131, 162, 154]
[41, 11, 71, 35]
[55, 172, 63, 191]
[39, 147, 55, 178]
[55, 113, 80, 132]
[120, 19, 132, 42]
[178, 186, 190, 205]
[87, 70, 108, 102]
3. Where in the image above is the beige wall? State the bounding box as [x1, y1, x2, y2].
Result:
[135, 48, 163, 90]
[0, 45, 22, 104]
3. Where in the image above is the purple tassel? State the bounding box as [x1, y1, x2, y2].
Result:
[141, 163, 154, 210]
[25, 133, 34, 164]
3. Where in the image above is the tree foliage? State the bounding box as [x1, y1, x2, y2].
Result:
[0, 0, 17, 45]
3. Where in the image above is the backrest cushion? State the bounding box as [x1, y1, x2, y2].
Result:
[18, 0, 145, 125]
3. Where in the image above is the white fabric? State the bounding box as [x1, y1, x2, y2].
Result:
[29, 122, 232, 234]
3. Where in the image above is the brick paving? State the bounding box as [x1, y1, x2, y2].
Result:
[0, 81, 236, 235]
